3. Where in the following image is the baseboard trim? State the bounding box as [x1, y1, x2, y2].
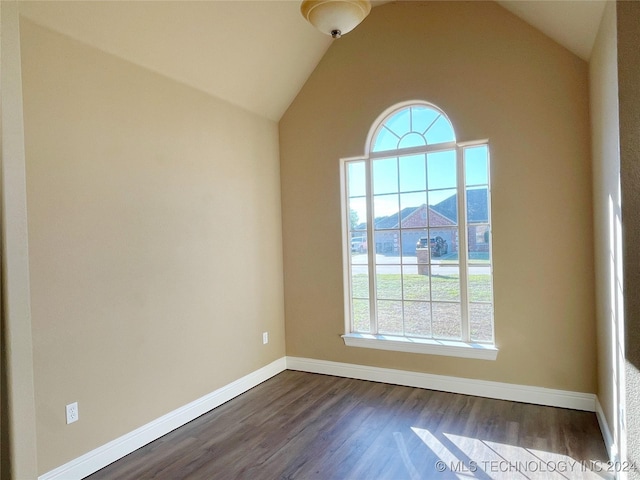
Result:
[595, 397, 617, 463]
[286, 356, 596, 412]
[40, 356, 599, 479]
[38, 357, 287, 480]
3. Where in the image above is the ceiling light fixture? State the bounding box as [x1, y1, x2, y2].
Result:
[300, 0, 372, 39]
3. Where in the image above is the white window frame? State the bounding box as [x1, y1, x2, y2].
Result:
[340, 101, 498, 360]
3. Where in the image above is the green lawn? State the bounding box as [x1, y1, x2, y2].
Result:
[351, 273, 493, 342]
[434, 252, 491, 264]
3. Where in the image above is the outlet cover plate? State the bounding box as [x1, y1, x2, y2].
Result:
[66, 402, 78, 424]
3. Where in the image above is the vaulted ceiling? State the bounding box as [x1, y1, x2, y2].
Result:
[18, 1, 606, 122]
[497, 0, 606, 61]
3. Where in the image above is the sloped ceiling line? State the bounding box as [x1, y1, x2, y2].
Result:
[19, 0, 605, 122]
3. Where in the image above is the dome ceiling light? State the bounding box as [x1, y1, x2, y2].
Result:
[300, 0, 372, 39]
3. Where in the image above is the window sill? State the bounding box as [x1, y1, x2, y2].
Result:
[341, 333, 498, 360]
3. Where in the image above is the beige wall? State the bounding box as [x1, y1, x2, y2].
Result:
[1, 2, 38, 478]
[617, 1, 640, 472]
[280, 1, 596, 392]
[589, 0, 622, 460]
[20, 19, 285, 474]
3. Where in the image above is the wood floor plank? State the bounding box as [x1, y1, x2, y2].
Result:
[86, 371, 610, 480]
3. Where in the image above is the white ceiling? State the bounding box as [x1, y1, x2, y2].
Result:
[19, 1, 334, 122]
[18, 1, 606, 122]
[498, 0, 606, 61]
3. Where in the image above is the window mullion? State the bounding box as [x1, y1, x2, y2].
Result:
[365, 157, 377, 334]
[457, 146, 471, 342]
[396, 156, 406, 336]
[369, 141, 456, 160]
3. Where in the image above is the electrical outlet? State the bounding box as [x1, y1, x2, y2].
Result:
[262, 332, 269, 345]
[66, 402, 79, 424]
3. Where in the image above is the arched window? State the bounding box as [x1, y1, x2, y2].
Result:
[370, 104, 456, 152]
[341, 101, 496, 359]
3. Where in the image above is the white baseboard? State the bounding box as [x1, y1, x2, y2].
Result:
[286, 356, 596, 412]
[39, 357, 287, 480]
[595, 397, 617, 463]
[40, 356, 600, 480]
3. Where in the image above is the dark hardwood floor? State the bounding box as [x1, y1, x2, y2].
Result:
[86, 371, 610, 479]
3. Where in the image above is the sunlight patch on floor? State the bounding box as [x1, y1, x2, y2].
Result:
[412, 427, 613, 480]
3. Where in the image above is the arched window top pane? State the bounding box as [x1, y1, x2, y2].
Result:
[385, 109, 411, 138]
[411, 106, 440, 134]
[398, 132, 426, 149]
[371, 103, 456, 153]
[425, 115, 456, 144]
[373, 127, 399, 152]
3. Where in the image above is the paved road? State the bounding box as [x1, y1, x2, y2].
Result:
[351, 254, 491, 275]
